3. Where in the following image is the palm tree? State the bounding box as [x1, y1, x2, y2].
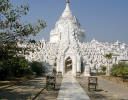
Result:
[104, 53, 113, 76]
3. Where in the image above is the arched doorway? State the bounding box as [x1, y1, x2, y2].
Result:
[65, 57, 72, 73]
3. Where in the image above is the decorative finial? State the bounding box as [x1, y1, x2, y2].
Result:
[66, 0, 70, 4]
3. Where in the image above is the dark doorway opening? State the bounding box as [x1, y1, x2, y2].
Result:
[65, 57, 72, 73]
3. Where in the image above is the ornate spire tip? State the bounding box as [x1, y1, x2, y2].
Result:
[66, 0, 70, 4]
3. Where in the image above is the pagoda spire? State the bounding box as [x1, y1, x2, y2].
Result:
[66, 0, 70, 4]
[61, 0, 72, 18]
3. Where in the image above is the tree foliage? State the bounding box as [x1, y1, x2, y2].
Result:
[111, 62, 128, 77]
[104, 53, 113, 60]
[30, 61, 46, 76]
[100, 65, 106, 73]
[0, 56, 32, 80]
[104, 53, 113, 76]
[0, 0, 46, 80]
[0, 0, 46, 43]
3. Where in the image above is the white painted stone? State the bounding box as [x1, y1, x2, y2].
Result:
[84, 64, 90, 76]
[18, 0, 128, 77]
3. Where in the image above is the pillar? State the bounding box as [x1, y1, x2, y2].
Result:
[77, 55, 81, 73]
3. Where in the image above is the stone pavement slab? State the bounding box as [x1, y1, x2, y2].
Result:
[57, 71, 90, 100]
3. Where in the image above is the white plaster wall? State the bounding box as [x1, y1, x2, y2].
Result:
[77, 54, 81, 72]
[50, 35, 59, 43]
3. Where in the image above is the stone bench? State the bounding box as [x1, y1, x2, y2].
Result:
[88, 76, 98, 91]
[57, 72, 62, 78]
[46, 74, 56, 89]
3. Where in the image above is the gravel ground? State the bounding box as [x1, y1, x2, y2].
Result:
[37, 77, 62, 100]
[1, 75, 127, 100]
[77, 76, 128, 100]
[0, 76, 62, 100]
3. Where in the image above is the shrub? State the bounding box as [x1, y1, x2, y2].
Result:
[101, 65, 106, 73]
[111, 62, 128, 77]
[0, 56, 32, 79]
[30, 61, 46, 76]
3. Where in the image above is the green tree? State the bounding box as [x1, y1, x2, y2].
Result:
[111, 62, 128, 77]
[0, 0, 46, 80]
[100, 65, 106, 74]
[0, 0, 46, 43]
[30, 61, 46, 76]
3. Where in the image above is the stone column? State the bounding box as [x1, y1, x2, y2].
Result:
[57, 55, 61, 73]
[84, 64, 90, 76]
[72, 55, 77, 76]
[61, 56, 64, 75]
[57, 59, 60, 72]
[77, 55, 81, 72]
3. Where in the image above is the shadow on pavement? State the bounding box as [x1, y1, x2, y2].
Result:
[0, 77, 46, 100]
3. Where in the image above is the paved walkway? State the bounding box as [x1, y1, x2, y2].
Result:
[57, 71, 90, 100]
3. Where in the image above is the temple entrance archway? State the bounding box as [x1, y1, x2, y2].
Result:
[65, 57, 72, 73]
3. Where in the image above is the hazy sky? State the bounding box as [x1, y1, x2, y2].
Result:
[12, 0, 128, 43]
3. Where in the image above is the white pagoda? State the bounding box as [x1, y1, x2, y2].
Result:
[49, 0, 85, 76]
[18, 0, 128, 77]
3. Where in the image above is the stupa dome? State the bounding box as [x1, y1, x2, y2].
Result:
[50, 0, 85, 43]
